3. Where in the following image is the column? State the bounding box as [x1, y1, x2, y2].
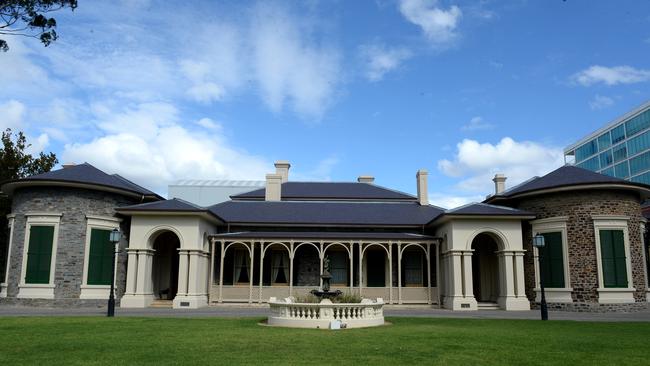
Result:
[124, 249, 139, 295]
[135, 249, 154, 295]
[462, 250, 474, 299]
[500, 252, 516, 298]
[208, 240, 215, 303]
[258, 242, 264, 304]
[249, 242, 255, 304]
[436, 242, 441, 306]
[426, 243, 432, 304]
[349, 242, 354, 290]
[397, 242, 402, 304]
[177, 249, 189, 297]
[289, 241, 294, 297]
[358, 243, 363, 296]
[514, 252, 526, 299]
[443, 250, 476, 310]
[187, 251, 200, 295]
[388, 242, 393, 303]
[498, 251, 530, 310]
[319, 241, 324, 290]
[218, 240, 225, 303]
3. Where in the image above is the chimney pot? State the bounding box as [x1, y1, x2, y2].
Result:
[357, 175, 375, 183]
[493, 174, 507, 195]
[274, 160, 291, 183]
[62, 163, 76, 169]
[416, 169, 429, 205]
[265, 174, 283, 201]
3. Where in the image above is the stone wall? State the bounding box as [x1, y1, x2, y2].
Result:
[2, 187, 138, 307]
[513, 189, 648, 311]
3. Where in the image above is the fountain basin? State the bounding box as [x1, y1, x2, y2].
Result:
[267, 297, 385, 329]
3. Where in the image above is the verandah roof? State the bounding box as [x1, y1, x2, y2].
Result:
[210, 231, 440, 241]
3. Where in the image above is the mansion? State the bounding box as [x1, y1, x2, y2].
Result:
[1, 161, 649, 312]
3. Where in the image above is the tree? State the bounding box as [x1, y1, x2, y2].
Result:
[0, 0, 77, 52]
[0, 129, 57, 282]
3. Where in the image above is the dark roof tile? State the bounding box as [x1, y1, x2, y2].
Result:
[231, 182, 416, 201]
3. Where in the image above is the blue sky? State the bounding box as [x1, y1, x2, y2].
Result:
[1, 0, 649, 207]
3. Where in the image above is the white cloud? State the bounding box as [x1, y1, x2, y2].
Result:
[0, 100, 26, 131]
[589, 95, 615, 110]
[399, 0, 462, 46]
[196, 118, 222, 131]
[292, 156, 339, 181]
[461, 116, 494, 132]
[25, 133, 50, 156]
[572, 65, 650, 86]
[428, 193, 485, 210]
[61, 103, 270, 195]
[438, 137, 564, 194]
[359, 43, 412, 82]
[250, 3, 341, 118]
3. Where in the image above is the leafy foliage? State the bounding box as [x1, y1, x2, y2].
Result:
[0, 0, 77, 52]
[0, 128, 57, 281]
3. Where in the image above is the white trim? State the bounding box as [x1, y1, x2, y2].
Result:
[80, 216, 120, 299]
[531, 217, 572, 302]
[0, 215, 15, 298]
[17, 214, 61, 299]
[592, 216, 636, 303]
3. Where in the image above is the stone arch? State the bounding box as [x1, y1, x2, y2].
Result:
[145, 225, 185, 250]
[292, 241, 321, 287]
[470, 232, 501, 303]
[465, 228, 508, 252]
[150, 229, 181, 301]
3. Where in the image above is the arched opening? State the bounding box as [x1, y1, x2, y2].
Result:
[471, 233, 500, 303]
[263, 243, 290, 286]
[293, 244, 320, 286]
[223, 243, 251, 286]
[152, 231, 180, 300]
[323, 245, 350, 287]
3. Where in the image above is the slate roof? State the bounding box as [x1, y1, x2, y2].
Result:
[117, 198, 205, 212]
[211, 231, 439, 240]
[207, 200, 443, 226]
[445, 202, 535, 217]
[1, 163, 162, 200]
[485, 165, 650, 202]
[230, 182, 416, 201]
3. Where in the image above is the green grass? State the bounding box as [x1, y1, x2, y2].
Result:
[0, 317, 648, 365]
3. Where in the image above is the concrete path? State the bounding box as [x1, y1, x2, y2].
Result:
[1, 305, 650, 322]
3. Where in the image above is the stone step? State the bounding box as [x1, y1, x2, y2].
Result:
[150, 300, 173, 308]
[477, 302, 500, 310]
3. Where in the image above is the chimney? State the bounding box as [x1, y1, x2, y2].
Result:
[274, 160, 291, 183]
[416, 169, 429, 205]
[265, 174, 282, 201]
[357, 175, 375, 183]
[493, 174, 507, 195]
[62, 163, 76, 169]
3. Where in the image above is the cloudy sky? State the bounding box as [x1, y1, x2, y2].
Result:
[1, 0, 650, 208]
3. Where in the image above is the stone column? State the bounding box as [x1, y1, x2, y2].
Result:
[462, 250, 474, 299]
[187, 251, 201, 295]
[397, 242, 402, 304]
[120, 249, 155, 308]
[497, 251, 530, 310]
[443, 250, 477, 310]
[514, 252, 526, 298]
[124, 249, 139, 295]
[426, 243, 432, 304]
[259, 243, 265, 304]
[176, 249, 189, 297]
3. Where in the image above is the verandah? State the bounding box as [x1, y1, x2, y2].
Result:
[208, 234, 441, 305]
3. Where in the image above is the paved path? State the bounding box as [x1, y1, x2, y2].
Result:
[1, 305, 650, 322]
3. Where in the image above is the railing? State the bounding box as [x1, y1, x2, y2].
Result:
[267, 297, 385, 329]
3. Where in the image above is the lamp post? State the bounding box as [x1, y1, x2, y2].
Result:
[107, 228, 121, 317]
[533, 234, 548, 321]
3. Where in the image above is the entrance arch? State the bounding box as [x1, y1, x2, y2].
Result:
[151, 231, 180, 300]
[471, 233, 500, 303]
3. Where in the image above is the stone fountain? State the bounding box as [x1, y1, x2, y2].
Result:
[310, 256, 342, 300]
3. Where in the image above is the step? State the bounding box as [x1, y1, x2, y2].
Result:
[477, 302, 500, 310]
[150, 300, 173, 308]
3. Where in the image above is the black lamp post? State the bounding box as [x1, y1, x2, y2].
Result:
[107, 228, 121, 317]
[533, 234, 548, 321]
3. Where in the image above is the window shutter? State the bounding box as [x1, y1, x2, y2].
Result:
[87, 229, 113, 285]
[600, 230, 628, 288]
[540, 232, 565, 288]
[25, 226, 54, 284]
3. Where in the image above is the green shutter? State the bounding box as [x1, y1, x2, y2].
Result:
[87, 229, 114, 285]
[540, 232, 565, 288]
[600, 230, 628, 288]
[25, 226, 55, 284]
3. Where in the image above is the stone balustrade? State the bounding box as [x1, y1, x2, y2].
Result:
[267, 297, 385, 329]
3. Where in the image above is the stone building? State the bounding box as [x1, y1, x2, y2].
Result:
[1, 161, 649, 312]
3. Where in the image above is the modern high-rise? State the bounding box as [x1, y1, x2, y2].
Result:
[564, 100, 650, 185]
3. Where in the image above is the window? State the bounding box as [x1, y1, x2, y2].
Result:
[629, 150, 650, 176]
[631, 171, 650, 185]
[624, 109, 650, 137]
[601, 167, 615, 177]
[270, 250, 289, 284]
[575, 139, 598, 162]
[599, 230, 628, 288]
[329, 251, 348, 285]
[597, 132, 611, 151]
[403, 250, 423, 286]
[577, 155, 599, 171]
[539, 232, 565, 288]
[86, 229, 113, 285]
[626, 130, 650, 156]
[233, 249, 250, 284]
[613, 144, 627, 163]
[614, 162, 630, 179]
[593, 216, 634, 303]
[611, 124, 626, 144]
[599, 150, 613, 168]
[24, 226, 55, 284]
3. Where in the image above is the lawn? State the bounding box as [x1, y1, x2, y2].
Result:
[0, 317, 648, 365]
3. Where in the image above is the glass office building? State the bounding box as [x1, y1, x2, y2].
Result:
[565, 101, 650, 185]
